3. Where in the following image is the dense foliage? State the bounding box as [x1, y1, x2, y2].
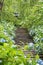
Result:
[0, 0, 43, 65]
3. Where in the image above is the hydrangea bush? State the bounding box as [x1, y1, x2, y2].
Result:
[0, 0, 43, 65]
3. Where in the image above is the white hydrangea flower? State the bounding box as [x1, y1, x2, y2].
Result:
[29, 59, 32, 63]
[19, 63, 24, 65]
[29, 42, 34, 47]
[0, 60, 2, 63]
[11, 45, 17, 48]
[14, 56, 18, 59]
[36, 63, 40, 65]
[24, 56, 26, 58]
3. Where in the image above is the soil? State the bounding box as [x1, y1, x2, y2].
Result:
[15, 28, 33, 46]
[39, 54, 43, 60]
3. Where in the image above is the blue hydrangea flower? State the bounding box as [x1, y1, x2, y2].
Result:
[41, 38, 43, 41]
[40, 62, 43, 65]
[37, 59, 43, 65]
[0, 38, 6, 43]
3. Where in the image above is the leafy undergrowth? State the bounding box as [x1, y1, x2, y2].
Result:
[0, 42, 39, 65]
